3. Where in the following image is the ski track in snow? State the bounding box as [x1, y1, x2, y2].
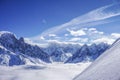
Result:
[0, 62, 91, 80]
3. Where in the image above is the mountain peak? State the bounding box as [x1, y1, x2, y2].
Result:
[0, 31, 16, 39]
[0, 31, 14, 36]
[19, 37, 24, 42]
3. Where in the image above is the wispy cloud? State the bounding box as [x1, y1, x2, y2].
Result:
[69, 38, 88, 42]
[92, 37, 115, 44]
[48, 34, 56, 37]
[111, 33, 120, 38]
[29, 27, 120, 45]
[39, 3, 120, 37]
[70, 4, 120, 24]
[67, 29, 86, 37]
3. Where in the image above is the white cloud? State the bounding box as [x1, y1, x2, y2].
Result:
[67, 29, 86, 37]
[88, 28, 104, 35]
[111, 33, 120, 38]
[30, 4, 120, 45]
[48, 34, 56, 37]
[69, 38, 81, 41]
[88, 28, 96, 31]
[46, 39, 83, 45]
[82, 28, 88, 30]
[92, 37, 115, 44]
[40, 36, 45, 40]
[39, 4, 120, 37]
[64, 34, 69, 36]
[92, 30, 104, 34]
[71, 4, 120, 24]
[30, 27, 118, 45]
[70, 38, 88, 42]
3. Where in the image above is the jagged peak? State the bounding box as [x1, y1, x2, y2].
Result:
[19, 37, 24, 42]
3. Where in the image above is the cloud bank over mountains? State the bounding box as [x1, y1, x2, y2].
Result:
[30, 3, 120, 45]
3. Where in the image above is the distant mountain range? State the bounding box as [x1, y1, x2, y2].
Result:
[0, 31, 110, 66]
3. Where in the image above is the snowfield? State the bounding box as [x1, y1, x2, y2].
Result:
[0, 62, 91, 80]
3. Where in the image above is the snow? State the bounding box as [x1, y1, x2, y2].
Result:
[0, 31, 14, 36]
[73, 39, 120, 80]
[0, 45, 46, 66]
[0, 62, 91, 80]
[0, 30, 109, 63]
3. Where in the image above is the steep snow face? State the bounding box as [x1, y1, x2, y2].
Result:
[73, 39, 120, 80]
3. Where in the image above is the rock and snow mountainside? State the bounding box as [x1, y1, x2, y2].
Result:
[0, 31, 50, 66]
[0, 31, 109, 66]
[73, 38, 120, 80]
[66, 43, 109, 63]
[42, 42, 109, 63]
[42, 42, 81, 62]
[0, 45, 44, 66]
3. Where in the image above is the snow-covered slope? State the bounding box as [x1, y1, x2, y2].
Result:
[73, 38, 120, 80]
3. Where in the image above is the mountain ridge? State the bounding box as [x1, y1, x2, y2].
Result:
[0, 31, 110, 66]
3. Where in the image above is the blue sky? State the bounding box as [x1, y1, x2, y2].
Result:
[0, 0, 116, 37]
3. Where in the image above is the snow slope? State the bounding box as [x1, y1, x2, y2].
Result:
[73, 38, 120, 80]
[0, 62, 91, 80]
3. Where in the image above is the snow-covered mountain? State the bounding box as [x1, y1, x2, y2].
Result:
[41, 42, 109, 63]
[73, 38, 120, 80]
[42, 42, 80, 62]
[0, 45, 45, 66]
[66, 43, 109, 63]
[0, 31, 110, 66]
[0, 31, 50, 65]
